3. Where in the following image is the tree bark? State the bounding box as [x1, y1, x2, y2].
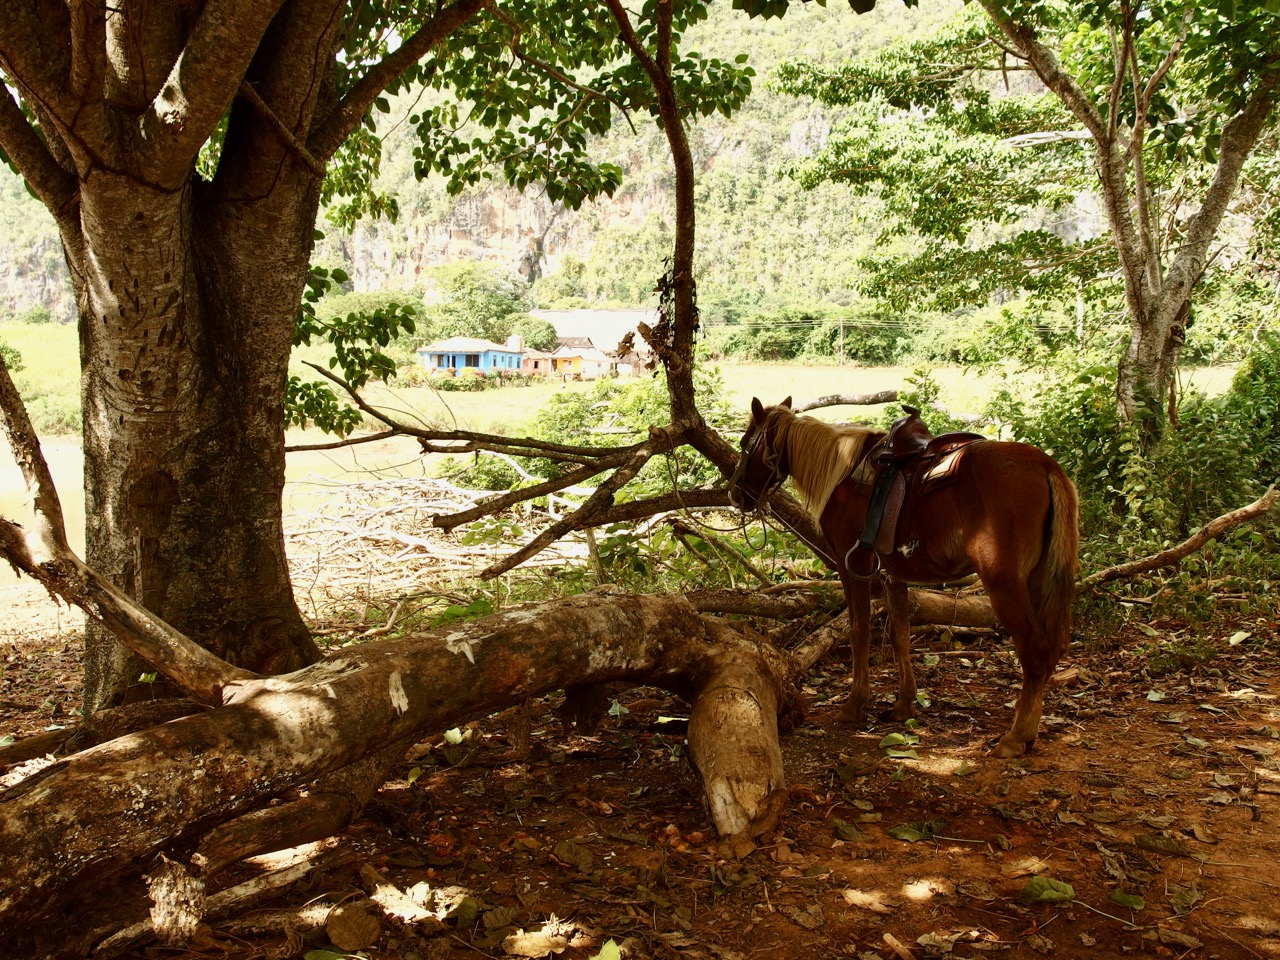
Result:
[979, 1, 1280, 433]
[0, 2, 488, 711]
[70, 166, 323, 710]
[0, 593, 790, 949]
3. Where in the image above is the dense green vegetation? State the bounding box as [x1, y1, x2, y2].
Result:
[0, 0, 1274, 639]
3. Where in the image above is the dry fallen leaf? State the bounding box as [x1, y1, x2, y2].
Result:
[326, 901, 381, 951]
[842, 888, 895, 915]
[1001, 856, 1050, 878]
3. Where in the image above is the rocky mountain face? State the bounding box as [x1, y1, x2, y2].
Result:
[0, 239, 73, 322]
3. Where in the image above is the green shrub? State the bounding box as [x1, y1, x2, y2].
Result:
[0, 338, 22, 373]
[24, 393, 81, 435]
[989, 351, 1278, 620]
[1223, 331, 1280, 483]
[17, 304, 52, 325]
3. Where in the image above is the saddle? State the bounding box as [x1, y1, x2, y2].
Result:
[849, 405, 985, 574]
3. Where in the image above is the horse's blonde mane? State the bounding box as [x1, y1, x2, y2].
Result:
[767, 407, 877, 521]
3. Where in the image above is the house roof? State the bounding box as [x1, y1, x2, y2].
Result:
[553, 345, 612, 362]
[556, 336, 596, 350]
[532, 308, 655, 354]
[418, 336, 518, 353]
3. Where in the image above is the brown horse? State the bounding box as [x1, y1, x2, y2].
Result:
[728, 398, 1079, 757]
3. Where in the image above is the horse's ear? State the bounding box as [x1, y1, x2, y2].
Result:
[751, 397, 764, 420]
[781, 396, 792, 409]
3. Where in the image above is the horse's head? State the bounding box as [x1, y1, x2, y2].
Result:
[727, 396, 791, 513]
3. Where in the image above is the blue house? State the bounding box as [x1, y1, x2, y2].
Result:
[416, 336, 524, 376]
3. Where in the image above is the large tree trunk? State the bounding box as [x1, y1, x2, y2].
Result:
[71, 168, 322, 710]
[0, 594, 790, 953]
[0, 0, 487, 712]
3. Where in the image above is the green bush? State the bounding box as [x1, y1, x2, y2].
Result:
[1223, 331, 1280, 483]
[989, 350, 1279, 621]
[0, 338, 23, 373]
[17, 304, 52, 325]
[24, 393, 81, 435]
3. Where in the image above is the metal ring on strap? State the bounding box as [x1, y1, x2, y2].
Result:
[843, 544, 881, 581]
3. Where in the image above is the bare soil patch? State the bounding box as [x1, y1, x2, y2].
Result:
[2, 581, 1279, 960]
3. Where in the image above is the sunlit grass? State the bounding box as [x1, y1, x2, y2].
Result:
[0, 321, 80, 401]
[2, 318, 1241, 439]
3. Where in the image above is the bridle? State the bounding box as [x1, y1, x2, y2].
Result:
[728, 416, 789, 512]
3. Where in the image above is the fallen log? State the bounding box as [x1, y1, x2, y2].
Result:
[0, 592, 790, 949]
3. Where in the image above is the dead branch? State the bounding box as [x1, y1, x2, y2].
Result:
[479, 425, 686, 578]
[95, 844, 355, 957]
[285, 429, 399, 452]
[433, 454, 631, 532]
[686, 589, 823, 617]
[305, 363, 626, 463]
[0, 592, 792, 941]
[794, 391, 899, 413]
[1082, 486, 1279, 586]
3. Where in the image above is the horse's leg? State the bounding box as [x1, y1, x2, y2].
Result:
[882, 577, 917, 722]
[836, 575, 872, 725]
[982, 574, 1059, 758]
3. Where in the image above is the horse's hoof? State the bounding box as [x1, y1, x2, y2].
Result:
[880, 703, 916, 724]
[834, 704, 865, 726]
[990, 737, 1028, 758]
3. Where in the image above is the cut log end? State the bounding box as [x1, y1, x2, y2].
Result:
[147, 854, 207, 946]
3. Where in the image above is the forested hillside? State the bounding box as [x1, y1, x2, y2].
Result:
[0, 1, 967, 327]
[1, 0, 1268, 371]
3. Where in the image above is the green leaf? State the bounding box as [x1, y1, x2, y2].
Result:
[444, 727, 464, 745]
[1109, 891, 1145, 910]
[879, 732, 918, 748]
[1019, 876, 1075, 903]
[590, 941, 623, 960]
[888, 819, 946, 842]
[831, 818, 870, 842]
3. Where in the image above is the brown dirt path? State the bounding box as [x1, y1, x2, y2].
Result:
[2, 581, 1279, 959]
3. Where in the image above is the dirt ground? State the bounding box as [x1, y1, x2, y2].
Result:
[3, 579, 1280, 960]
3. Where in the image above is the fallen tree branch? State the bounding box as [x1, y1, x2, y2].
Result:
[1082, 486, 1279, 586]
[479, 426, 685, 578]
[0, 592, 791, 944]
[794, 391, 899, 413]
[433, 454, 631, 532]
[95, 843, 355, 957]
[686, 588, 823, 617]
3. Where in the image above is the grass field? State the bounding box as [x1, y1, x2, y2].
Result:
[2, 320, 1241, 439]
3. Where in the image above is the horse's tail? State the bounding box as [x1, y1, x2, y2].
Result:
[1032, 465, 1080, 657]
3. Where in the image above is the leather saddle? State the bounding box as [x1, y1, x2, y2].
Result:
[848, 405, 985, 576]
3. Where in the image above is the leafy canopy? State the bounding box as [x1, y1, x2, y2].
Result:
[288, 0, 756, 434]
[764, 0, 1280, 312]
